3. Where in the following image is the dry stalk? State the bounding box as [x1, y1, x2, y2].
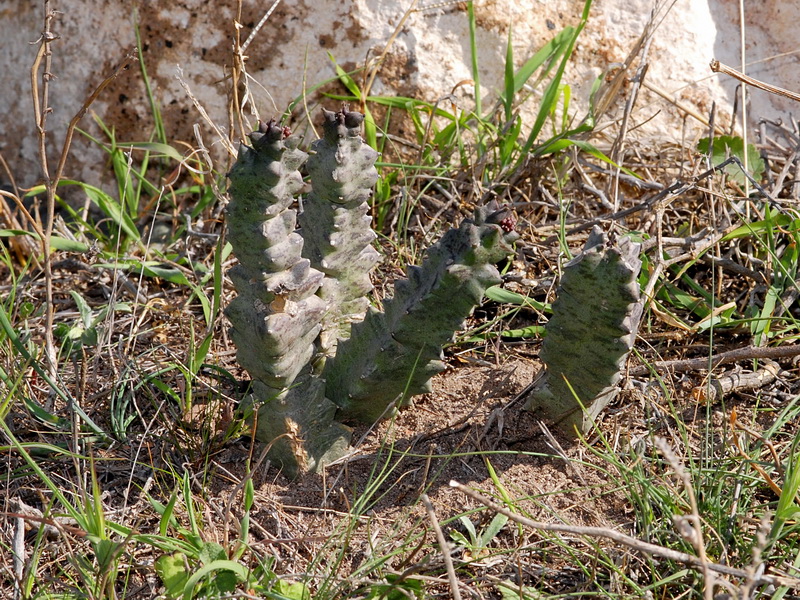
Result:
[631, 344, 800, 377]
[450, 480, 800, 589]
[362, 0, 422, 105]
[30, 1, 136, 377]
[642, 80, 727, 135]
[230, 1, 245, 142]
[240, 0, 283, 53]
[31, 1, 58, 377]
[607, 0, 674, 211]
[692, 361, 780, 404]
[541, 153, 745, 245]
[0, 189, 42, 266]
[421, 494, 462, 600]
[654, 437, 715, 600]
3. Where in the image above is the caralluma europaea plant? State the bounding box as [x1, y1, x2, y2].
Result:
[225, 106, 518, 478]
[524, 227, 642, 434]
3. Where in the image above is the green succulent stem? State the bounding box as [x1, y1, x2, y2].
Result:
[524, 227, 642, 434]
[225, 109, 519, 478]
[326, 203, 518, 423]
[225, 119, 350, 476]
[299, 106, 381, 354]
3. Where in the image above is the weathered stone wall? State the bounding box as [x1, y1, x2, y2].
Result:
[1, 0, 797, 190]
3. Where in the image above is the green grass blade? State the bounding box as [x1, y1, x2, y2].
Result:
[118, 141, 186, 163]
[520, 0, 593, 157]
[772, 432, 800, 540]
[503, 27, 515, 121]
[484, 286, 549, 312]
[512, 27, 574, 96]
[28, 180, 142, 247]
[327, 52, 378, 148]
[467, 1, 481, 118]
[134, 9, 166, 144]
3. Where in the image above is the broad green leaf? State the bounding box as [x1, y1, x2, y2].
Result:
[69, 290, 93, 328]
[199, 542, 226, 565]
[182, 560, 250, 600]
[697, 135, 765, 186]
[155, 552, 190, 599]
[480, 512, 509, 547]
[83, 184, 141, 243]
[521, 22, 584, 155]
[274, 580, 312, 600]
[458, 515, 478, 545]
[92, 538, 122, 571]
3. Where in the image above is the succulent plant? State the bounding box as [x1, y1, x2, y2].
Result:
[524, 227, 643, 434]
[325, 203, 519, 423]
[225, 106, 518, 478]
[224, 119, 350, 477]
[298, 108, 380, 354]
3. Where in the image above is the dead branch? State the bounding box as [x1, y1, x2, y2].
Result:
[631, 345, 800, 376]
[692, 361, 781, 403]
[450, 480, 800, 589]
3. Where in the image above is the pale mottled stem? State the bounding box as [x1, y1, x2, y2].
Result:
[225, 120, 351, 477]
[524, 227, 643, 434]
[299, 107, 381, 354]
[326, 203, 518, 423]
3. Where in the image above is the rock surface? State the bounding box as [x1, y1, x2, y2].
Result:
[1, 0, 797, 188]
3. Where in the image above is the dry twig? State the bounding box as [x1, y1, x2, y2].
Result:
[654, 438, 716, 600]
[692, 361, 781, 403]
[30, 2, 136, 376]
[631, 345, 800, 376]
[450, 480, 800, 589]
[711, 59, 800, 104]
[421, 494, 462, 600]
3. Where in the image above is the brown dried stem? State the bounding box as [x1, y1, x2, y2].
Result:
[30, 0, 136, 376]
[711, 59, 800, 103]
[692, 361, 780, 404]
[450, 480, 800, 588]
[421, 494, 462, 600]
[31, 1, 58, 375]
[631, 344, 800, 377]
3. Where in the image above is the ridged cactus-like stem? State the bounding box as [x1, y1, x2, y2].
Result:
[226, 120, 325, 391]
[325, 203, 518, 424]
[524, 227, 643, 434]
[298, 106, 381, 353]
[225, 107, 520, 478]
[225, 120, 351, 476]
[249, 377, 351, 479]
